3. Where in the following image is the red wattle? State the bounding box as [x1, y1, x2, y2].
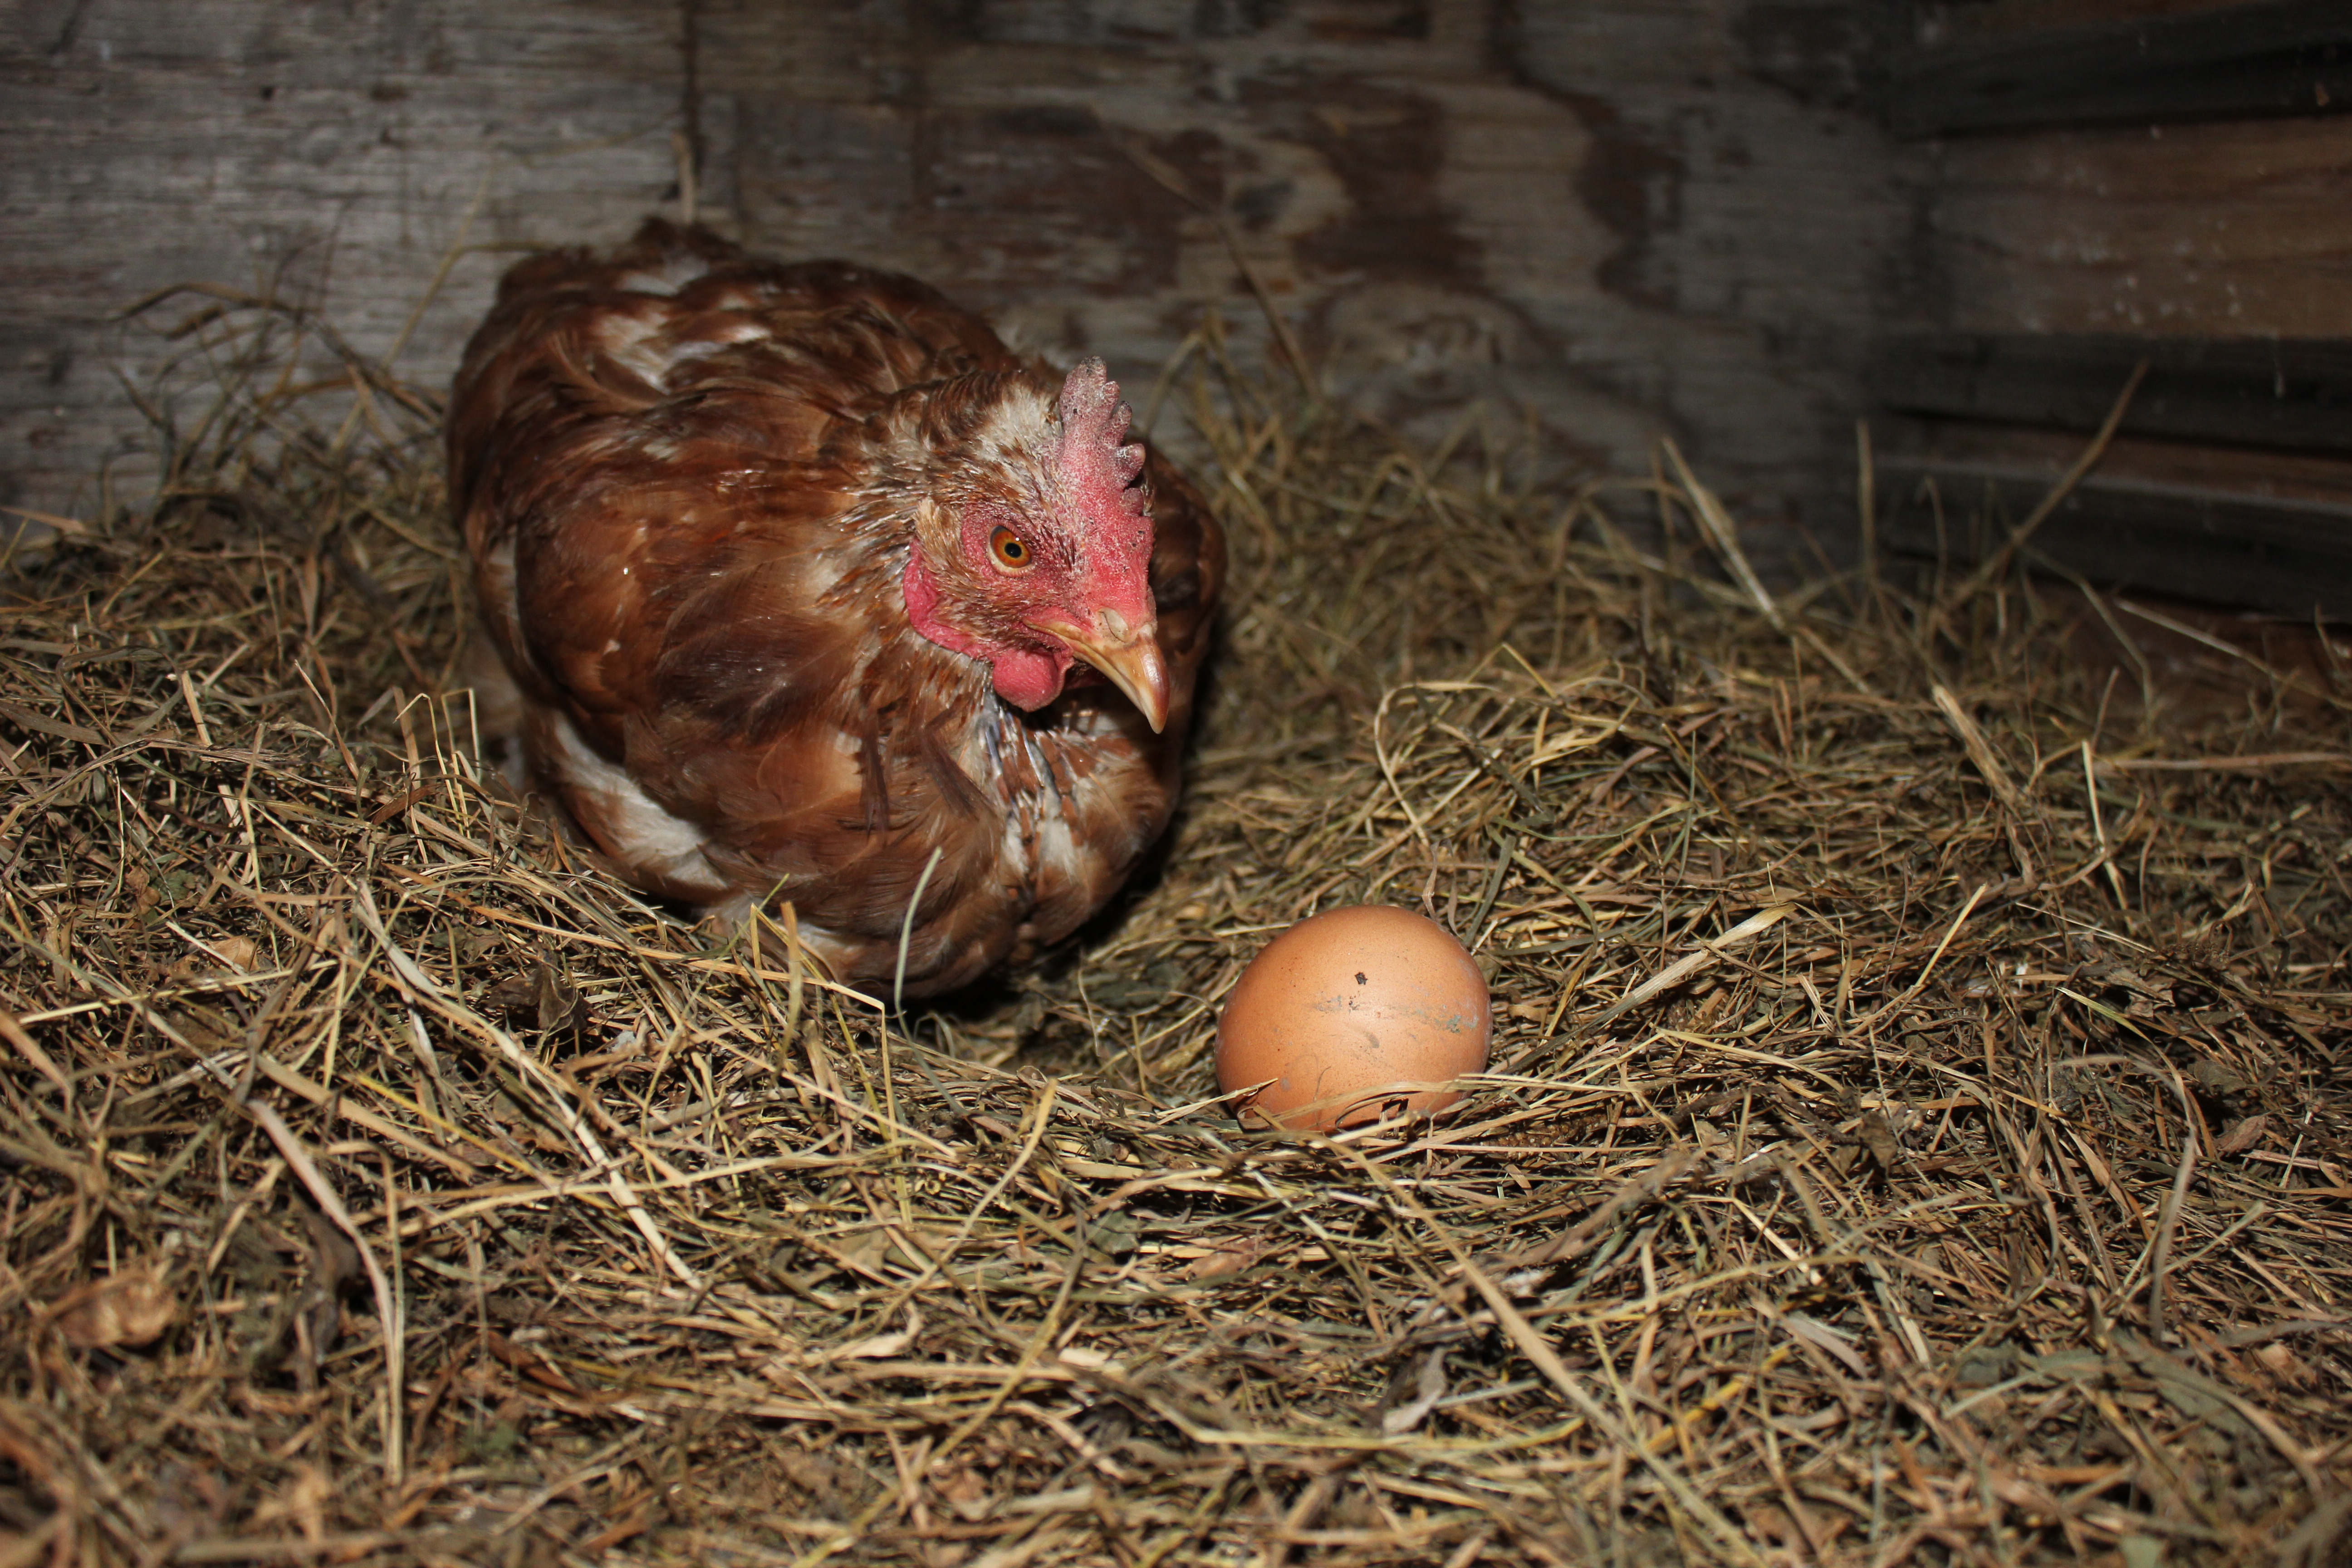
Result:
[902, 554, 1072, 711]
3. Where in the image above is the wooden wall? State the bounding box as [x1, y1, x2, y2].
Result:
[3, 0, 684, 518]
[1872, 0, 2352, 618]
[1, 0, 1924, 564]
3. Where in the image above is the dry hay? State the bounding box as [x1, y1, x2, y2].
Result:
[0, 290, 2348, 1568]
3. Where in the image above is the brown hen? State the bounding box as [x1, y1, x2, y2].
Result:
[449, 221, 1223, 997]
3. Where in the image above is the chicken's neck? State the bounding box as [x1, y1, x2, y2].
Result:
[901, 552, 1072, 713]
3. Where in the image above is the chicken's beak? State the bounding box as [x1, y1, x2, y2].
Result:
[1039, 610, 1171, 733]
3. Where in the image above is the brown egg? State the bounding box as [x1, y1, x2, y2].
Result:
[1215, 905, 1492, 1133]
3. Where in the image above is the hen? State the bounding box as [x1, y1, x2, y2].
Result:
[449, 221, 1223, 997]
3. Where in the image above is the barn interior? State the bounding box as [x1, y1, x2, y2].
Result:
[2, 3, 2349, 1566]
[12, 0, 2352, 618]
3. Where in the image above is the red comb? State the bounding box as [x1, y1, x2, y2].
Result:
[1055, 358, 1149, 521]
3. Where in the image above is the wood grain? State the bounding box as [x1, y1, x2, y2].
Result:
[1886, 0, 2352, 137]
[2, 0, 1925, 559]
[1932, 114, 2352, 338]
[1877, 454, 2352, 621]
[1871, 332, 2352, 454]
[0, 0, 684, 515]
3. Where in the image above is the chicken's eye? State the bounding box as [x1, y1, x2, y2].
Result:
[988, 525, 1036, 573]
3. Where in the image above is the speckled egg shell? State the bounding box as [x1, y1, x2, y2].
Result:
[1215, 905, 1492, 1133]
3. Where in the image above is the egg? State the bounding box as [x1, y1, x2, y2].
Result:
[1215, 905, 1492, 1133]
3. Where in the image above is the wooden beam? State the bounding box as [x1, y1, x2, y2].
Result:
[1870, 333, 2352, 456]
[1876, 458, 2352, 621]
[1884, 0, 2352, 138]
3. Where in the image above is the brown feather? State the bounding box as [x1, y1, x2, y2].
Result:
[450, 220, 1224, 996]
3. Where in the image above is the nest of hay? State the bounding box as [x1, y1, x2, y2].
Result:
[1, 289, 2348, 1568]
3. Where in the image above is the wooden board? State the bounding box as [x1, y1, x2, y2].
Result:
[1871, 332, 2352, 454]
[1885, 0, 2352, 137]
[1931, 114, 2352, 340]
[1877, 456, 2352, 621]
[1924, 0, 2268, 38]
[0, 0, 686, 519]
[1887, 420, 2352, 508]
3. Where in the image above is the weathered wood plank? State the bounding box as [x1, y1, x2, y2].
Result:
[1488, 1, 1925, 547]
[1871, 332, 2352, 455]
[1884, 0, 2352, 138]
[1932, 114, 2352, 339]
[1877, 457, 2352, 620]
[1922, 0, 2259, 39]
[2, 0, 1925, 562]
[0, 0, 686, 517]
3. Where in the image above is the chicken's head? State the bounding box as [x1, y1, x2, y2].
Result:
[902, 358, 1169, 730]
